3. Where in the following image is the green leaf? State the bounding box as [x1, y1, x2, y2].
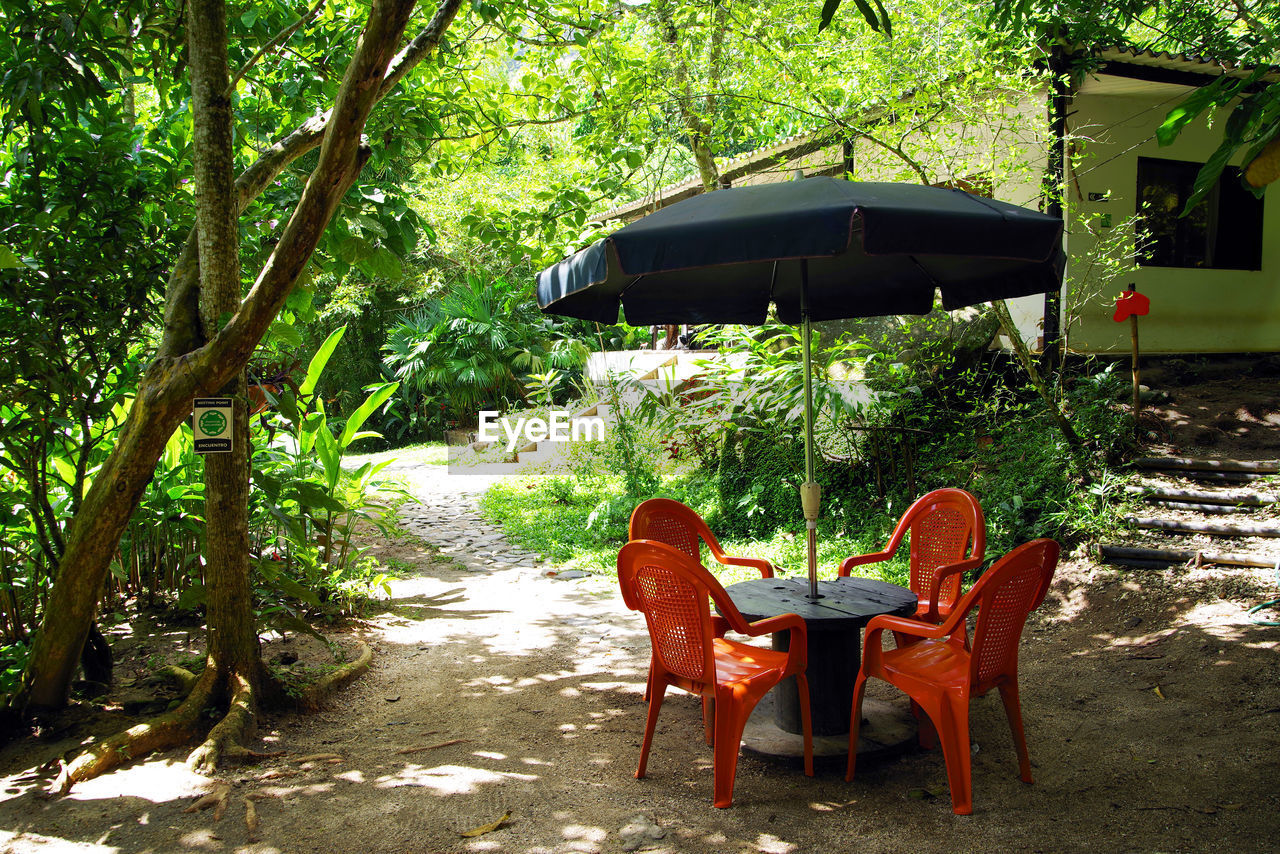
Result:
[288, 480, 346, 514]
[364, 246, 402, 280]
[277, 388, 301, 424]
[269, 320, 304, 349]
[870, 0, 891, 36]
[851, 0, 883, 33]
[345, 430, 383, 445]
[1181, 141, 1236, 214]
[263, 610, 327, 643]
[338, 382, 399, 448]
[300, 325, 346, 397]
[264, 571, 322, 609]
[298, 410, 325, 456]
[315, 423, 341, 492]
[176, 582, 206, 611]
[0, 245, 22, 269]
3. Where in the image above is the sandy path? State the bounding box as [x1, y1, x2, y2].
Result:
[3, 462, 1279, 853]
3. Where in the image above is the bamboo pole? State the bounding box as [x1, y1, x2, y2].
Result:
[1099, 544, 1279, 569]
[1132, 457, 1280, 474]
[1121, 484, 1276, 506]
[1123, 516, 1280, 538]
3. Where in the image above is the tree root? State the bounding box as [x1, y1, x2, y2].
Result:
[155, 664, 200, 696]
[295, 641, 372, 713]
[187, 670, 258, 774]
[51, 668, 218, 795]
[51, 639, 373, 793]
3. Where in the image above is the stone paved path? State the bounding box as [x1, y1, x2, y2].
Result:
[383, 464, 590, 579]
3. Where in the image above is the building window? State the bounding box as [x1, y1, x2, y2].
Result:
[1135, 157, 1264, 270]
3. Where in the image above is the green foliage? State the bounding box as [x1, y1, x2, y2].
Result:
[383, 277, 587, 428]
[0, 640, 29, 706]
[487, 318, 1134, 582]
[251, 326, 405, 624]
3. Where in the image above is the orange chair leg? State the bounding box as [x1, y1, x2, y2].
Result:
[795, 672, 815, 778]
[636, 683, 666, 779]
[710, 686, 752, 808]
[845, 671, 869, 782]
[933, 694, 974, 816]
[913, 699, 939, 750]
[999, 681, 1033, 783]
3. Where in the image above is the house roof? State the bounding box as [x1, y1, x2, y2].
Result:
[592, 45, 1278, 224]
[1082, 45, 1280, 97]
[591, 129, 843, 223]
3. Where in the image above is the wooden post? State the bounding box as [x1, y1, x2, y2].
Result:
[1128, 284, 1141, 436]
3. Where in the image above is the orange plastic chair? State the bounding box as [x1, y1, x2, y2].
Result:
[630, 498, 775, 578]
[838, 488, 985, 630]
[845, 538, 1060, 815]
[618, 539, 814, 808]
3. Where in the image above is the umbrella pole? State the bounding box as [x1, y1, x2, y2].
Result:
[800, 261, 821, 599]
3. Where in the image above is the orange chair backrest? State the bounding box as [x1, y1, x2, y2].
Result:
[618, 540, 719, 684]
[905, 489, 985, 605]
[966, 539, 1059, 693]
[629, 498, 706, 561]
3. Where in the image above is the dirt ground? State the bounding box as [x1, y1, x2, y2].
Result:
[2, 364, 1280, 853]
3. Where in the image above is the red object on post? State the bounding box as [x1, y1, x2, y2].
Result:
[1113, 288, 1150, 322]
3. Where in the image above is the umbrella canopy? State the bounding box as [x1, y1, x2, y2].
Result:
[537, 177, 1065, 598]
[537, 177, 1065, 325]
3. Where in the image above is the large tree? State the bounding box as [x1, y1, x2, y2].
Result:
[10, 0, 466, 788]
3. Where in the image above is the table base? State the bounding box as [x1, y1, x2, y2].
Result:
[740, 691, 916, 764]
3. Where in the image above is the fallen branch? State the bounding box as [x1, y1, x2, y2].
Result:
[1123, 516, 1280, 538]
[183, 784, 231, 820]
[1098, 544, 1279, 569]
[1132, 456, 1280, 474]
[244, 797, 260, 842]
[1122, 484, 1277, 506]
[394, 738, 467, 755]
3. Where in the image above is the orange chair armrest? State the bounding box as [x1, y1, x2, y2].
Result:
[920, 557, 983, 622]
[864, 613, 947, 647]
[711, 615, 731, 639]
[838, 551, 892, 576]
[744, 612, 805, 639]
[717, 555, 775, 578]
[744, 613, 807, 670]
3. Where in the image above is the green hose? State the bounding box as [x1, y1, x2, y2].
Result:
[1248, 561, 1280, 627]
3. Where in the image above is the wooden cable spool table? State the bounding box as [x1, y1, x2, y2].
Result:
[722, 575, 918, 760]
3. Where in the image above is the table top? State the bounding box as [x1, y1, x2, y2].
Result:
[725, 576, 917, 631]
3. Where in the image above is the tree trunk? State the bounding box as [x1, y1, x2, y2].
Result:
[16, 0, 437, 719]
[188, 0, 267, 757]
[655, 0, 722, 191]
[990, 299, 1094, 486]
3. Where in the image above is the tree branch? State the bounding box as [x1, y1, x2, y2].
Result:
[159, 0, 466, 361]
[227, 0, 328, 96]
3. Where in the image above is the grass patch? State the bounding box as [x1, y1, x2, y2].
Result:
[478, 474, 913, 588]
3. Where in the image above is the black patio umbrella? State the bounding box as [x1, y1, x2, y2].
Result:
[537, 177, 1065, 597]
